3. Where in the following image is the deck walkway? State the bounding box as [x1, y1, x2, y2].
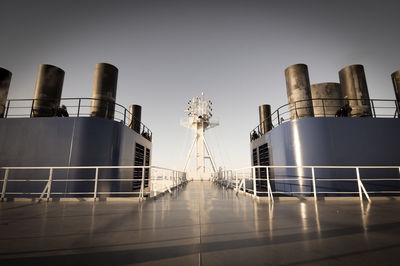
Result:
[1, 181, 400, 265]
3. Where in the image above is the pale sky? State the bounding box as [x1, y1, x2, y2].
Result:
[2, 0, 400, 169]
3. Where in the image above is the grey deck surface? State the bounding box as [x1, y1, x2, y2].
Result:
[1, 181, 400, 265]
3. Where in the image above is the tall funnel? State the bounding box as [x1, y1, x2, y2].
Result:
[32, 64, 65, 117]
[90, 63, 118, 120]
[391, 70, 400, 117]
[339, 64, 372, 117]
[259, 104, 272, 134]
[0, 67, 12, 118]
[310, 83, 343, 117]
[129, 104, 142, 133]
[285, 64, 314, 119]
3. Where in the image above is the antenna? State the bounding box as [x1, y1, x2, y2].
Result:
[181, 92, 219, 180]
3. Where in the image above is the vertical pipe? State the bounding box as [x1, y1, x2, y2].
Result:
[285, 64, 314, 119]
[391, 70, 400, 117]
[310, 82, 343, 117]
[129, 104, 142, 133]
[339, 64, 372, 117]
[90, 63, 118, 120]
[0, 67, 12, 118]
[259, 104, 272, 134]
[32, 64, 65, 117]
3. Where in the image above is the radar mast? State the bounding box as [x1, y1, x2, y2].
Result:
[181, 92, 218, 180]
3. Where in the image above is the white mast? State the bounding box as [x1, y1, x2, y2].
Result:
[181, 92, 218, 180]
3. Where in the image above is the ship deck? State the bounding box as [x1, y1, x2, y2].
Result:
[1, 181, 400, 265]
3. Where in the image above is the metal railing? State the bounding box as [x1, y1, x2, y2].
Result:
[1, 98, 152, 141]
[0, 166, 187, 201]
[250, 98, 399, 141]
[213, 165, 400, 202]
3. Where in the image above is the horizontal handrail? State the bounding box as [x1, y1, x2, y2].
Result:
[238, 165, 400, 169]
[0, 165, 187, 200]
[214, 165, 400, 203]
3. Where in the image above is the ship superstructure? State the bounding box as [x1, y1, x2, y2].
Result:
[0, 63, 154, 198]
[249, 63, 400, 197]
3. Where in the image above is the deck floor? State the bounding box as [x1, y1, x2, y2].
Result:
[1, 181, 400, 265]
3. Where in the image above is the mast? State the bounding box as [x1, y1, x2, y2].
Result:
[182, 92, 218, 180]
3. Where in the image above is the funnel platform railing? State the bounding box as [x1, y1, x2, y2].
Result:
[251, 98, 400, 141]
[1, 97, 152, 141]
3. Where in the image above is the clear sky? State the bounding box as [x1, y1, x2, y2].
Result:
[2, 0, 400, 169]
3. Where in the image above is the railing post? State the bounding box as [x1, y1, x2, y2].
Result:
[252, 167, 257, 197]
[123, 108, 126, 125]
[229, 170, 232, 188]
[356, 167, 362, 200]
[235, 171, 238, 191]
[174, 170, 179, 187]
[47, 168, 53, 201]
[266, 166, 274, 202]
[370, 100, 376, 118]
[140, 167, 145, 200]
[1, 169, 9, 200]
[395, 100, 400, 118]
[242, 171, 246, 193]
[94, 168, 99, 200]
[30, 99, 35, 117]
[277, 109, 281, 125]
[356, 167, 371, 202]
[311, 167, 317, 201]
[322, 99, 326, 117]
[77, 98, 81, 117]
[5, 100, 10, 118]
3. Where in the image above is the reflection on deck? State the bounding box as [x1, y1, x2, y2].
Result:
[1, 182, 400, 265]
